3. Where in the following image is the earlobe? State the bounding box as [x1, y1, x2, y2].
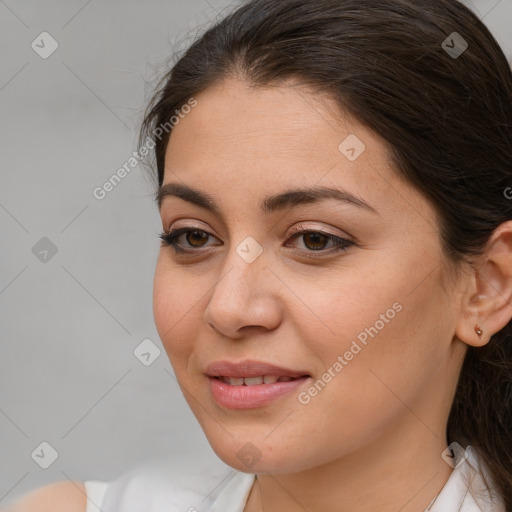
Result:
[454, 296, 489, 348]
[454, 221, 512, 348]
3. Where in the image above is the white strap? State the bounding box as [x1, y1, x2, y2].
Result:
[84, 481, 109, 512]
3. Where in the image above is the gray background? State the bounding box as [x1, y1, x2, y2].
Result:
[1, 0, 511, 506]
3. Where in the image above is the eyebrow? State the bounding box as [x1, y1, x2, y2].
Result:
[156, 182, 378, 218]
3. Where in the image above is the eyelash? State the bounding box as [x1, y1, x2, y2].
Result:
[158, 224, 355, 257]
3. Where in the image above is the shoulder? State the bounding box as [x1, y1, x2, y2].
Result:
[5, 481, 86, 512]
[5, 451, 253, 512]
[100, 450, 253, 511]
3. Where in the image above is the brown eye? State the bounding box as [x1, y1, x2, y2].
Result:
[159, 226, 354, 256]
[159, 227, 219, 252]
[186, 230, 209, 247]
[285, 226, 354, 255]
[299, 232, 330, 251]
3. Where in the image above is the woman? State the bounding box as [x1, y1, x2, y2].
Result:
[9, 0, 512, 510]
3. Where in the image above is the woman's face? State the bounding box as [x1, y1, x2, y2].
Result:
[153, 76, 467, 474]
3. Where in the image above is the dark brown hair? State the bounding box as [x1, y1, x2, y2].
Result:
[140, 0, 512, 505]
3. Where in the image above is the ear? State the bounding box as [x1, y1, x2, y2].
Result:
[455, 220, 512, 347]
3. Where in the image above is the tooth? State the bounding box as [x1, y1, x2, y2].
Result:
[244, 376, 264, 386]
[220, 375, 299, 385]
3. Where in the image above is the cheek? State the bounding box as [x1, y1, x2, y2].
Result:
[293, 259, 448, 407]
[152, 257, 203, 364]
[284, 265, 403, 363]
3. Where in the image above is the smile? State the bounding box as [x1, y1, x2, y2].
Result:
[215, 375, 302, 385]
[207, 375, 311, 409]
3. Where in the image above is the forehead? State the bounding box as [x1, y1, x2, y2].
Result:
[161, 77, 434, 227]
[166, 77, 378, 160]
[166, 79, 384, 181]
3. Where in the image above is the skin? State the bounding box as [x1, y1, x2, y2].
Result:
[153, 76, 512, 512]
[4, 481, 86, 512]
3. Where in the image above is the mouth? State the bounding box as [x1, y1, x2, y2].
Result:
[205, 359, 312, 409]
[205, 359, 310, 379]
[211, 375, 309, 385]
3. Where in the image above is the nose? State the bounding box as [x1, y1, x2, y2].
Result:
[203, 243, 282, 339]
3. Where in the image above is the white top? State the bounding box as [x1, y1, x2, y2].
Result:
[83, 445, 505, 512]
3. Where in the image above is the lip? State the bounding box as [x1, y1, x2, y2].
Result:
[205, 359, 310, 379]
[205, 359, 311, 409]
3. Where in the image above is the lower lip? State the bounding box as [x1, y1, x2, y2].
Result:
[208, 376, 310, 409]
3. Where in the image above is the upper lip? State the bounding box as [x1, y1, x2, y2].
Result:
[205, 359, 310, 378]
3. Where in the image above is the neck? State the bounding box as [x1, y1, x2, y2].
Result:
[243, 418, 453, 512]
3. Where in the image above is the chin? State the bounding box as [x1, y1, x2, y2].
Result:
[203, 431, 315, 474]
